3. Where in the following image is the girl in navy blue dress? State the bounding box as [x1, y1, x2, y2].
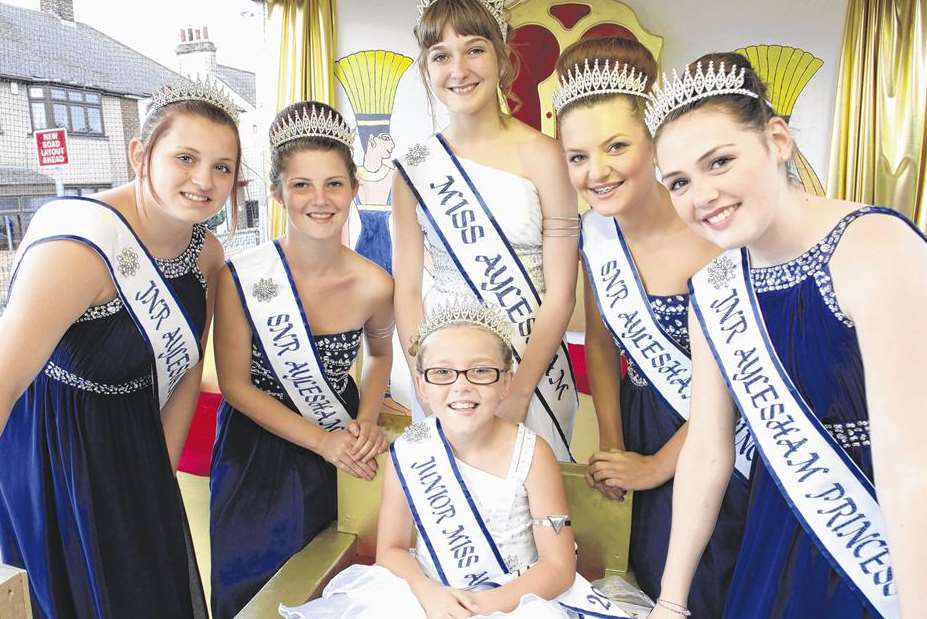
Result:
[0, 79, 239, 618]
[648, 53, 927, 618]
[209, 101, 393, 619]
[553, 38, 748, 617]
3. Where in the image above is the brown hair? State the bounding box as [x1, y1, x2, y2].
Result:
[555, 36, 657, 121]
[415, 0, 518, 113]
[655, 52, 799, 183]
[139, 99, 242, 228]
[268, 101, 358, 188]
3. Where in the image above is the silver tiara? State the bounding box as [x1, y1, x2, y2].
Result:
[644, 61, 759, 136]
[147, 76, 239, 125]
[552, 59, 649, 115]
[416, 0, 508, 39]
[269, 105, 356, 151]
[410, 297, 512, 356]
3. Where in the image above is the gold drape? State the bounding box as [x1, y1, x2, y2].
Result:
[266, 0, 338, 238]
[827, 0, 927, 229]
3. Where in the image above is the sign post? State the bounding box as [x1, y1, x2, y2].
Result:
[34, 128, 69, 196]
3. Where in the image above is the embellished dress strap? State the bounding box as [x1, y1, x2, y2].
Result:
[76, 223, 209, 323]
[507, 424, 537, 485]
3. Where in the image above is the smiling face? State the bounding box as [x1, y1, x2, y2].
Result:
[415, 325, 511, 433]
[425, 26, 500, 116]
[135, 112, 238, 224]
[274, 148, 357, 241]
[559, 96, 656, 217]
[655, 106, 793, 249]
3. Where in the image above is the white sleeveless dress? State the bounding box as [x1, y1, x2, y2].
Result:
[279, 424, 574, 619]
[398, 156, 576, 461]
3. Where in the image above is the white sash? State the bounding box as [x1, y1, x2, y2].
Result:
[396, 135, 578, 461]
[11, 198, 201, 410]
[691, 248, 898, 618]
[227, 241, 353, 431]
[391, 417, 631, 618]
[580, 211, 753, 482]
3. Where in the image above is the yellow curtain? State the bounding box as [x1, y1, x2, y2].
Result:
[827, 0, 927, 229]
[266, 0, 338, 238]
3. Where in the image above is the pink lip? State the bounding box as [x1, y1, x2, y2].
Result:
[701, 204, 739, 231]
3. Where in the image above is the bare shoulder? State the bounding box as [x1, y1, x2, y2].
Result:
[346, 249, 394, 301]
[526, 429, 559, 480]
[830, 205, 927, 312]
[514, 122, 563, 167]
[199, 228, 226, 278]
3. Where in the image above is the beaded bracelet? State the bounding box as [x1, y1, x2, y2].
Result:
[656, 598, 691, 616]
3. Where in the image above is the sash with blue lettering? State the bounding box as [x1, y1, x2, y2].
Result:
[11, 198, 201, 410]
[395, 135, 578, 461]
[580, 211, 754, 482]
[391, 416, 632, 618]
[227, 241, 353, 431]
[690, 248, 898, 618]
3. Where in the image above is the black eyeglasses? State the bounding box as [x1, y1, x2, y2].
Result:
[421, 367, 505, 385]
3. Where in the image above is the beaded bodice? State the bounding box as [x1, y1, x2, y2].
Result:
[622, 293, 690, 388]
[76, 223, 209, 322]
[42, 224, 208, 395]
[416, 157, 545, 303]
[415, 424, 538, 579]
[249, 329, 362, 402]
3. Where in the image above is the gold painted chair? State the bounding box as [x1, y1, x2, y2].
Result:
[240, 412, 633, 617]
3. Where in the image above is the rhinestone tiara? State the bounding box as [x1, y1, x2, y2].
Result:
[644, 61, 759, 137]
[417, 0, 508, 39]
[409, 297, 512, 356]
[269, 105, 357, 151]
[146, 76, 239, 125]
[553, 59, 649, 115]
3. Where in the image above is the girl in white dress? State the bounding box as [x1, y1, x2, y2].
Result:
[392, 0, 579, 460]
[281, 300, 630, 619]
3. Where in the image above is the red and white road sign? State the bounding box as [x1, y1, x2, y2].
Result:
[35, 128, 69, 167]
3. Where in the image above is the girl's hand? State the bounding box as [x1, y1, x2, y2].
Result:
[347, 419, 388, 462]
[319, 429, 377, 481]
[584, 458, 628, 501]
[588, 449, 669, 492]
[494, 392, 532, 424]
[415, 581, 477, 619]
[648, 603, 687, 618]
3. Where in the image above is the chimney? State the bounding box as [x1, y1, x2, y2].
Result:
[175, 25, 218, 80]
[41, 0, 74, 21]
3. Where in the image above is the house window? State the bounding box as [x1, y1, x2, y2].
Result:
[29, 86, 105, 136]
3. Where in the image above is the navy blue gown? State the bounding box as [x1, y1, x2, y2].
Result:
[0, 214, 209, 619]
[617, 293, 748, 618]
[209, 329, 361, 619]
[724, 207, 917, 618]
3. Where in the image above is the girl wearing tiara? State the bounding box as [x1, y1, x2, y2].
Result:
[649, 53, 927, 618]
[553, 38, 748, 617]
[393, 0, 580, 461]
[209, 101, 393, 619]
[281, 299, 632, 619]
[0, 78, 237, 617]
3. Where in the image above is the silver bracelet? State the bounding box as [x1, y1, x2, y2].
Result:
[531, 515, 571, 534]
[656, 598, 691, 616]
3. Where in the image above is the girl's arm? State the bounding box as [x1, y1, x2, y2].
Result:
[582, 268, 624, 451]
[376, 456, 476, 618]
[161, 231, 223, 470]
[391, 174, 426, 376]
[833, 215, 927, 615]
[652, 307, 736, 616]
[497, 138, 579, 423]
[471, 438, 577, 614]
[349, 272, 394, 462]
[0, 241, 109, 435]
[214, 265, 375, 480]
